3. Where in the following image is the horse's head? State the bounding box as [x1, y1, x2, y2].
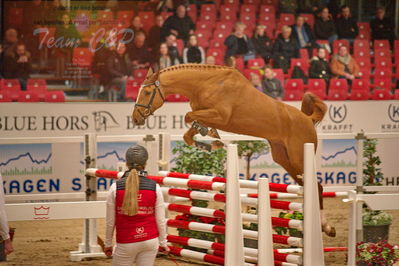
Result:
[132, 67, 165, 126]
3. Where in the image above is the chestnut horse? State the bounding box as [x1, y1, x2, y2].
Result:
[132, 64, 335, 236]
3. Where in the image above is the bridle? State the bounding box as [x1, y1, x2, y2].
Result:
[135, 80, 165, 119]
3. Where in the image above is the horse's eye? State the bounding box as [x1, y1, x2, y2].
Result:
[144, 90, 151, 96]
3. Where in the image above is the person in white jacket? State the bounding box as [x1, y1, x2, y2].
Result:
[104, 145, 168, 266]
[0, 174, 14, 257]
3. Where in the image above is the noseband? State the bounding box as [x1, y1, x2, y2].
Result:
[135, 80, 165, 119]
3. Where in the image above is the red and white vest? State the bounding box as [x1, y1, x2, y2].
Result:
[115, 171, 159, 243]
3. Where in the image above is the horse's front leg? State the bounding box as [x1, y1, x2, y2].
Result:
[183, 127, 198, 146]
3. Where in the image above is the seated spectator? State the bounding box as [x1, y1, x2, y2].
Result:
[161, 5, 195, 43]
[148, 15, 165, 53]
[291, 15, 318, 56]
[309, 48, 332, 84]
[314, 7, 338, 45]
[330, 45, 359, 85]
[272, 26, 299, 73]
[3, 28, 19, 56]
[279, 0, 298, 14]
[127, 31, 151, 69]
[157, 43, 179, 69]
[251, 25, 273, 64]
[262, 65, 284, 100]
[55, 12, 80, 77]
[335, 5, 358, 43]
[205, 55, 216, 65]
[106, 42, 132, 101]
[183, 35, 205, 64]
[3, 42, 32, 90]
[224, 22, 255, 62]
[370, 7, 395, 47]
[128, 16, 145, 35]
[250, 73, 263, 92]
[165, 33, 181, 64]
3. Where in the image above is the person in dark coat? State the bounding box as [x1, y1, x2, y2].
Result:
[262, 65, 284, 100]
[309, 48, 331, 85]
[272, 25, 299, 73]
[165, 33, 181, 64]
[291, 15, 318, 57]
[161, 5, 195, 42]
[127, 31, 151, 69]
[251, 25, 273, 64]
[3, 42, 32, 90]
[335, 5, 358, 43]
[128, 16, 145, 36]
[106, 42, 132, 101]
[183, 35, 205, 63]
[224, 22, 255, 62]
[370, 7, 395, 47]
[148, 15, 165, 53]
[314, 7, 338, 44]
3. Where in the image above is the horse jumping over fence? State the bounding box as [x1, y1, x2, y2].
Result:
[132, 64, 334, 236]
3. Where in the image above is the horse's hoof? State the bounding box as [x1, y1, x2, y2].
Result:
[208, 128, 221, 139]
[322, 225, 336, 237]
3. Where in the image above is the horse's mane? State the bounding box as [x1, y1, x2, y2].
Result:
[159, 64, 235, 74]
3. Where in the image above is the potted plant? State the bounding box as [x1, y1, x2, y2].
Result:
[274, 211, 303, 238]
[362, 139, 392, 242]
[356, 240, 399, 266]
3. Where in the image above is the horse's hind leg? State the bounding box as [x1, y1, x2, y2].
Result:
[269, 141, 302, 182]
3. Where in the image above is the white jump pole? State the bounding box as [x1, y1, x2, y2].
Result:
[225, 144, 245, 266]
[257, 177, 274, 265]
[303, 143, 325, 266]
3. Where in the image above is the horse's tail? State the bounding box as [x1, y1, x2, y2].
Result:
[301, 92, 327, 125]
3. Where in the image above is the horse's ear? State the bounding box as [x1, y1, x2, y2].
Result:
[146, 67, 154, 78]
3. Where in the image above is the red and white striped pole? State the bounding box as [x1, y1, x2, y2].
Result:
[248, 191, 348, 199]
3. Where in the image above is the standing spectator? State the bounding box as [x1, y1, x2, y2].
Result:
[3, 42, 32, 90]
[330, 45, 359, 85]
[148, 15, 165, 53]
[54, 12, 80, 77]
[224, 22, 255, 62]
[162, 5, 195, 43]
[250, 73, 263, 92]
[370, 7, 395, 47]
[0, 174, 14, 259]
[335, 5, 358, 43]
[156, 43, 179, 69]
[183, 35, 205, 64]
[165, 33, 181, 64]
[251, 25, 273, 64]
[291, 15, 318, 56]
[314, 7, 338, 45]
[272, 26, 299, 73]
[309, 48, 331, 84]
[3, 29, 19, 56]
[104, 145, 168, 265]
[128, 16, 145, 35]
[205, 55, 216, 65]
[262, 66, 284, 100]
[279, 0, 298, 14]
[127, 32, 151, 70]
[106, 42, 132, 100]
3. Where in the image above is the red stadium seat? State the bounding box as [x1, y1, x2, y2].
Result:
[357, 68, 371, 80]
[350, 90, 370, 100]
[328, 79, 349, 100]
[374, 57, 393, 69]
[373, 78, 392, 90]
[300, 49, 309, 60]
[285, 79, 305, 93]
[279, 13, 295, 26]
[240, 14, 256, 28]
[373, 68, 392, 80]
[45, 91, 65, 102]
[126, 80, 142, 101]
[176, 39, 184, 55]
[27, 79, 47, 91]
[329, 79, 349, 91]
[197, 21, 215, 31]
[240, 4, 257, 14]
[307, 79, 327, 99]
[300, 13, 314, 28]
[243, 69, 261, 79]
[258, 14, 276, 28]
[117, 11, 134, 22]
[207, 48, 224, 65]
[220, 5, 238, 22]
[133, 69, 148, 80]
[333, 40, 350, 53]
[224, 0, 239, 8]
[18, 91, 40, 102]
[354, 39, 370, 52]
[259, 5, 275, 16]
[355, 56, 371, 69]
[0, 91, 12, 102]
[160, 12, 173, 21]
[3, 79, 20, 91]
[98, 10, 113, 21]
[201, 4, 217, 14]
[166, 94, 189, 102]
[273, 69, 285, 85]
[395, 90, 399, 100]
[215, 21, 234, 31]
[247, 58, 265, 69]
[244, 0, 261, 6]
[209, 39, 225, 50]
[138, 11, 155, 32]
[213, 29, 231, 41]
[7, 7, 23, 26]
[350, 79, 370, 100]
[374, 40, 390, 51]
[284, 90, 303, 101]
[288, 58, 309, 77]
[371, 88, 392, 100]
[196, 30, 212, 41]
[235, 57, 245, 72]
[72, 48, 93, 67]
[358, 22, 370, 32]
[200, 10, 217, 23]
[187, 4, 197, 22]
[353, 47, 370, 60]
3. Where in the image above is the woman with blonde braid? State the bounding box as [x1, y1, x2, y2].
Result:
[104, 145, 169, 265]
